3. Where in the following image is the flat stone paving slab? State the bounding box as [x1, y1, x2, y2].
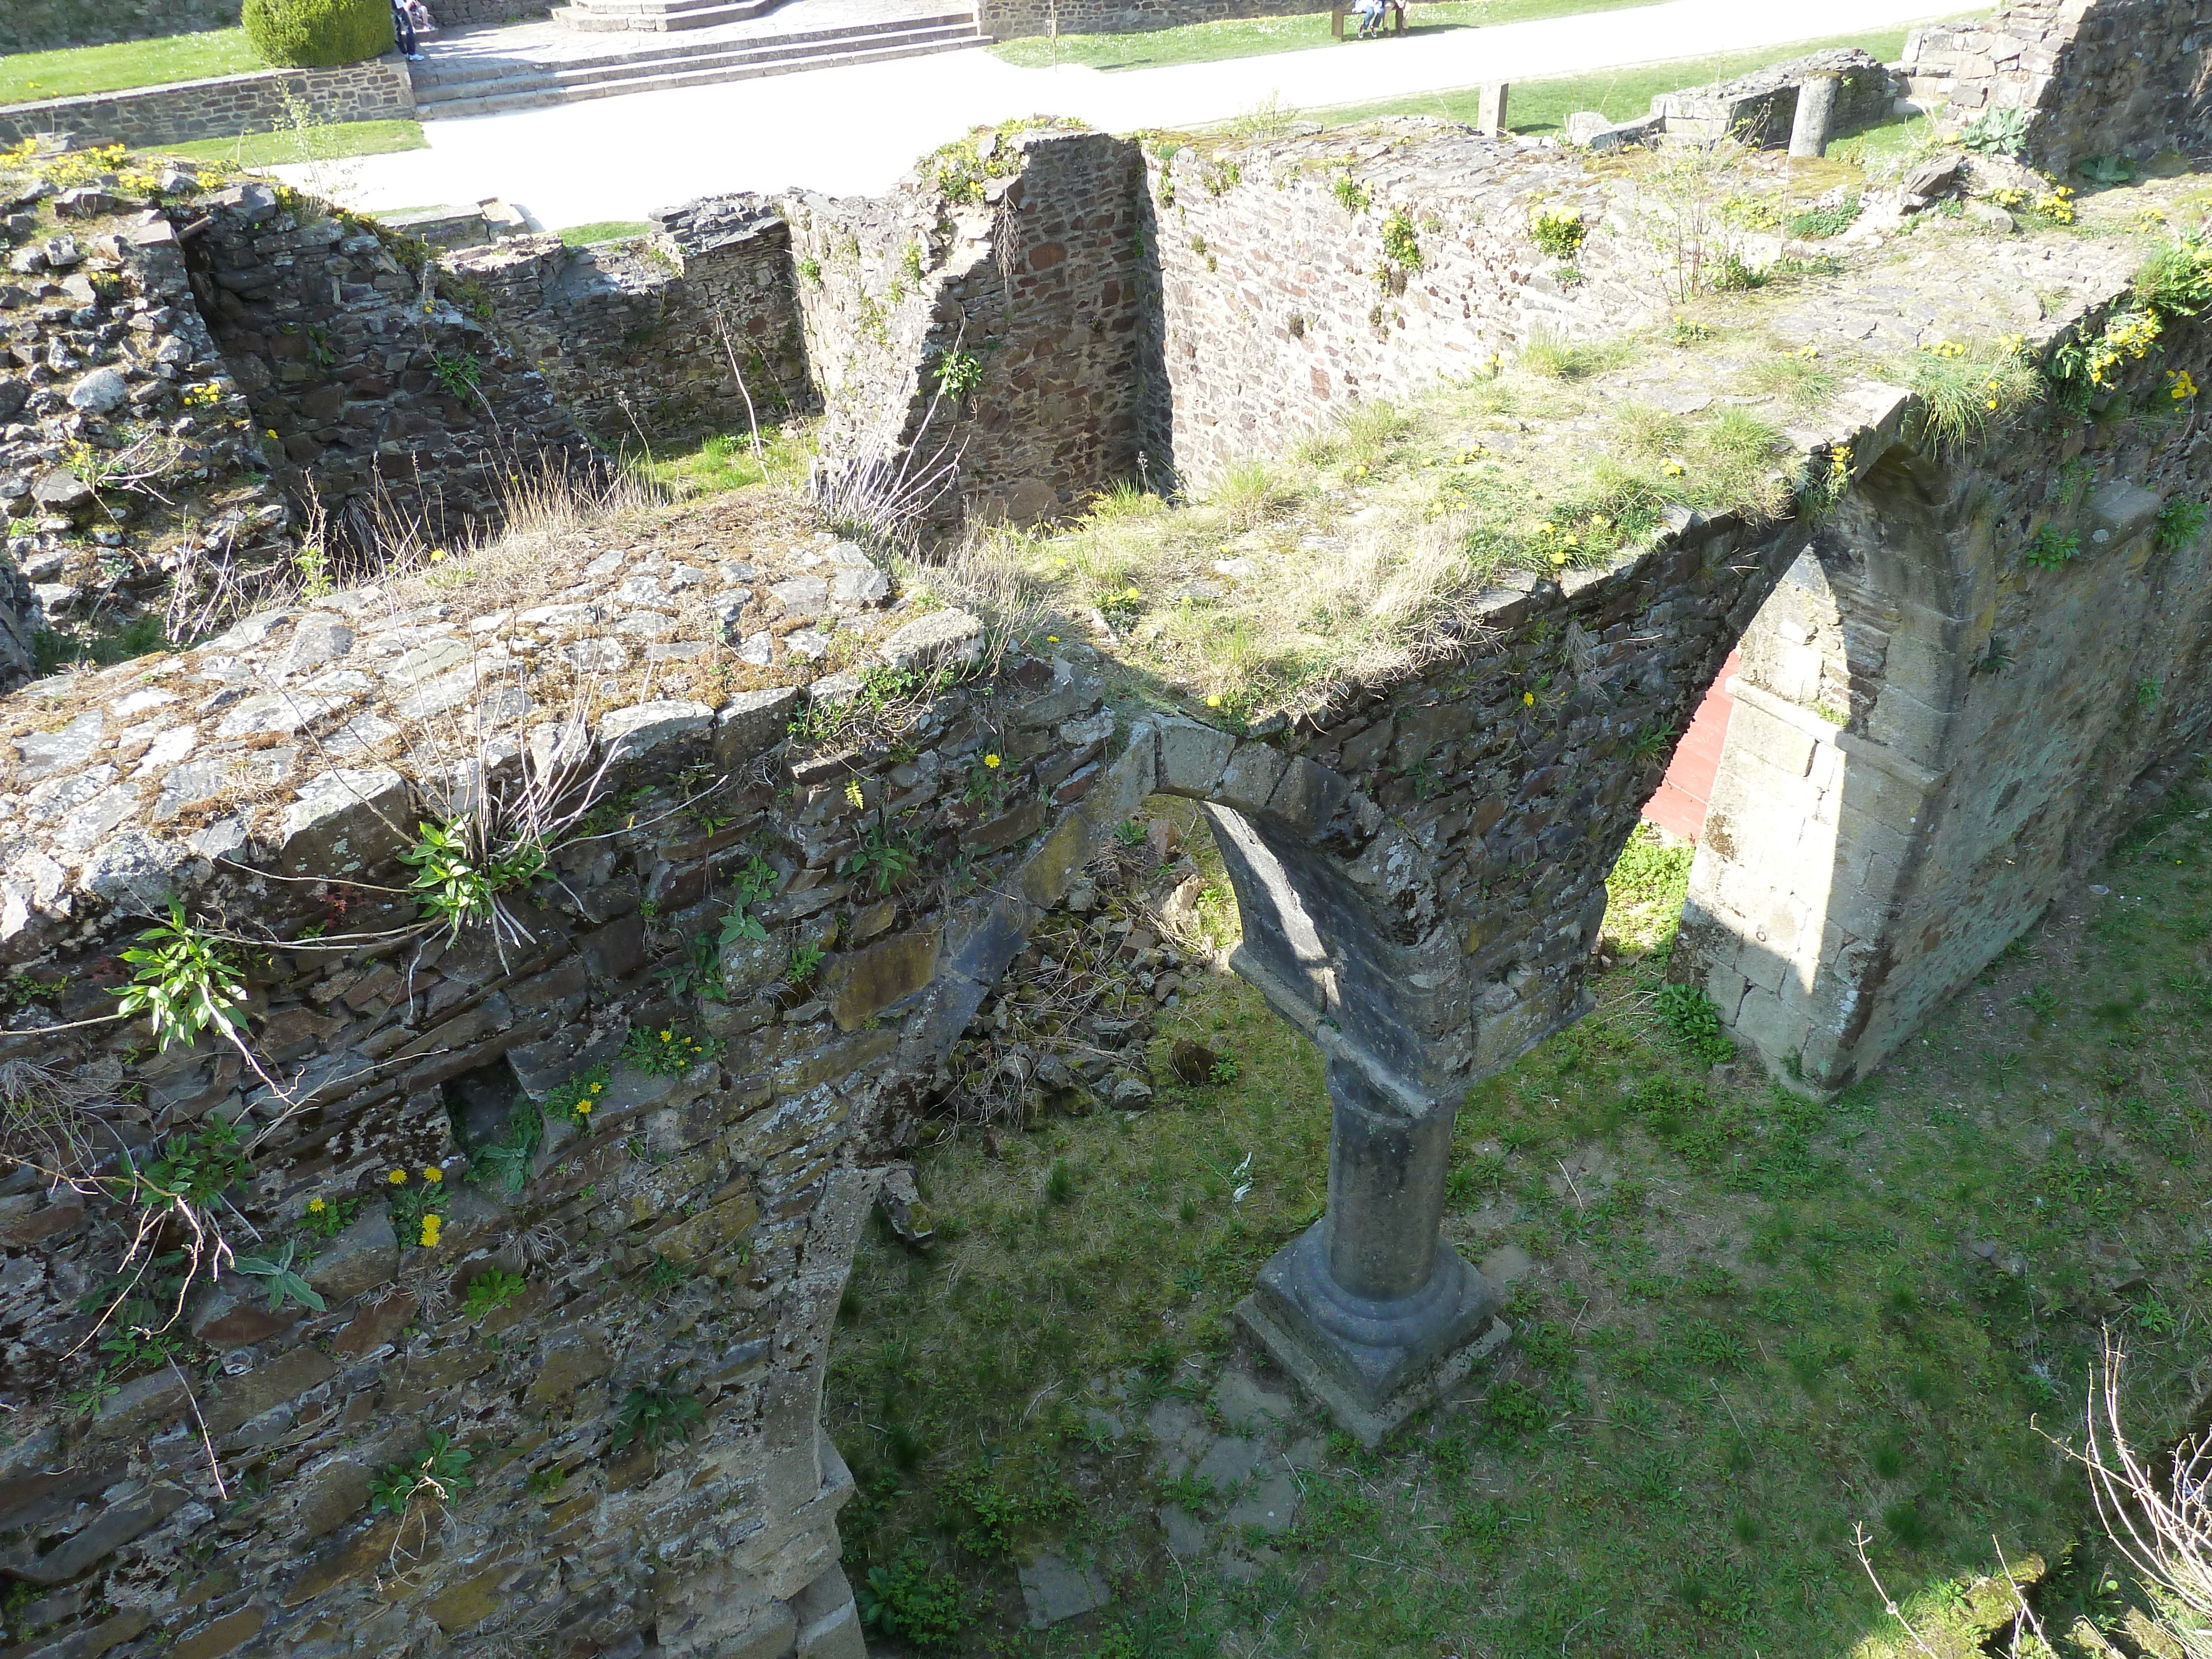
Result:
[1018, 1554, 1109, 1627]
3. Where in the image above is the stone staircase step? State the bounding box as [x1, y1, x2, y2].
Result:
[412, 28, 987, 116]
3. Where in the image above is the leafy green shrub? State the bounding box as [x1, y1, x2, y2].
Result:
[1332, 171, 1371, 215]
[623, 1025, 712, 1078]
[1380, 206, 1422, 271]
[116, 903, 246, 1051]
[858, 1550, 965, 1651]
[2023, 525, 2080, 570]
[611, 1385, 704, 1452]
[399, 818, 546, 943]
[1957, 106, 2030, 158]
[1528, 206, 1587, 260]
[932, 347, 982, 401]
[2135, 230, 2212, 317]
[233, 1240, 326, 1313]
[1655, 982, 1733, 1065]
[460, 1269, 525, 1322]
[242, 0, 393, 67]
[370, 1430, 473, 1514]
[2157, 497, 2210, 552]
[1785, 197, 1861, 239]
[135, 1114, 254, 1212]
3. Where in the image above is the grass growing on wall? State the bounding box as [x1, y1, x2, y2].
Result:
[826, 774, 2212, 1656]
[1312, 25, 1918, 133]
[157, 117, 427, 165]
[0, 29, 263, 106]
[558, 220, 655, 247]
[990, 0, 1661, 72]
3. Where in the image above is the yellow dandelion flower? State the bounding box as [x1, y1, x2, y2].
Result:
[590, 1083, 603, 1093]
[659, 1029, 672, 1041]
[388, 1168, 408, 1185]
[576, 1101, 592, 1115]
[422, 1167, 442, 1183]
[419, 1218, 440, 1246]
[1205, 694, 1221, 707]
[1047, 635, 1060, 643]
[308, 1197, 326, 1213]
[984, 754, 1002, 769]
[1523, 691, 1536, 706]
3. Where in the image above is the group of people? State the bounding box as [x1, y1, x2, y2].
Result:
[1349, 0, 1406, 36]
[392, 0, 437, 58]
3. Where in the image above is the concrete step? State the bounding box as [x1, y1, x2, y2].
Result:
[412, 9, 973, 89]
[555, 0, 784, 33]
[414, 27, 987, 116]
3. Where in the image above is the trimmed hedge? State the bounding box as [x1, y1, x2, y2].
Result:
[241, 0, 394, 67]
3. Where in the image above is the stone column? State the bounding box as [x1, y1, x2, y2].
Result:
[1237, 1051, 1501, 1444]
[1477, 82, 1510, 137]
[1790, 72, 1841, 158]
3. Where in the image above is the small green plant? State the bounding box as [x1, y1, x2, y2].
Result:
[299, 1194, 362, 1241]
[460, 1268, 526, 1322]
[1485, 1379, 1547, 1437]
[1957, 106, 2031, 158]
[1785, 197, 1861, 239]
[2138, 677, 2163, 712]
[611, 1384, 705, 1452]
[858, 1550, 966, 1652]
[1380, 206, 1422, 272]
[656, 933, 724, 1002]
[623, 1025, 712, 1078]
[2024, 525, 2081, 570]
[429, 348, 481, 399]
[133, 1115, 254, 1219]
[797, 255, 822, 285]
[383, 1166, 447, 1250]
[787, 941, 826, 986]
[1528, 206, 1586, 260]
[2075, 154, 2138, 186]
[468, 1096, 544, 1198]
[646, 1253, 688, 1297]
[1655, 982, 1734, 1065]
[719, 855, 780, 947]
[1114, 818, 1147, 848]
[114, 904, 247, 1052]
[1669, 317, 1716, 345]
[844, 817, 922, 895]
[546, 1062, 608, 1128]
[2156, 497, 2209, 552]
[932, 347, 983, 401]
[1332, 171, 1371, 215]
[398, 819, 547, 943]
[231, 1240, 327, 1314]
[369, 1429, 473, 1514]
[1209, 1055, 1241, 1085]
[1908, 336, 2043, 453]
[526, 1464, 568, 1498]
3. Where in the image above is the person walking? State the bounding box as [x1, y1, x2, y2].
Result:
[392, 0, 421, 59]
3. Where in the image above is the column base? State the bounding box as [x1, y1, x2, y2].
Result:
[1234, 1221, 1507, 1445]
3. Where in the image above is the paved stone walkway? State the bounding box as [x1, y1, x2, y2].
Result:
[416, 0, 954, 68]
[292, 0, 1959, 230]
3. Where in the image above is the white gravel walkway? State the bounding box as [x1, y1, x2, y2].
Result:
[284, 0, 1958, 230]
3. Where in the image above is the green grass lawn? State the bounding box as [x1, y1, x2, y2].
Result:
[156, 119, 428, 167]
[1314, 25, 1918, 132]
[991, 0, 1661, 72]
[0, 28, 262, 107]
[826, 765, 2212, 1656]
[559, 220, 655, 247]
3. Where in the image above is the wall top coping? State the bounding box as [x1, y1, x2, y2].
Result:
[0, 55, 409, 122]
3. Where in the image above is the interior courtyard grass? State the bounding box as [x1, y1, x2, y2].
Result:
[989, 0, 1660, 72]
[825, 775, 2212, 1656]
[1312, 25, 1920, 133]
[0, 28, 263, 106]
[157, 118, 427, 167]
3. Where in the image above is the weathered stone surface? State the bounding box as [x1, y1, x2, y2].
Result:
[278, 768, 409, 879]
[879, 609, 985, 672]
[1018, 1553, 1110, 1627]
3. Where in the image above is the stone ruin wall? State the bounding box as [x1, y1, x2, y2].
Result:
[1676, 303, 2212, 1085]
[1144, 124, 1654, 488]
[0, 62, 418, 158]
[451, 204, 812, 451]
[182, 182, 594, 566]
[1904, 0, 2212, 173]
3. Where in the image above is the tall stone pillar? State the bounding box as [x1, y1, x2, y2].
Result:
[1790, 72, 1841, 157]
[1237, 1051, 1503, 1443]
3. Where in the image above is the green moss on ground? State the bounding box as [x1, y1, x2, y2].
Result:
[827, 775, 2212, 1656]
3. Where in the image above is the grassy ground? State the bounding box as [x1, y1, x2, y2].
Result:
[990, 0, 1656, 72]
[156, 118, 427, 167]
[0, 28, 262, 106]
[559, 220, 655, 246]
[632, 425, 815, 498]
[1313, 25, 1918, 132]
[826, 776, 2212, 1657]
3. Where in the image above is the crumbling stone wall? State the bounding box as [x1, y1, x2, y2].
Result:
[0, 61, 416, 154]
[1145, 123, 1651, 486]
[1681, 297, 2212, 1086]
[1646, 47, 1895, 144]
[13, 0, 238, 55]
[3, 176, 294, 676]
[182, 182, 593, 561]
[1904, 0, 2212, 173]
[448, 203, 810, 449]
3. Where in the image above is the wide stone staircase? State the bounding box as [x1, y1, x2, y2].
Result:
[409, 0, 989, 119]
